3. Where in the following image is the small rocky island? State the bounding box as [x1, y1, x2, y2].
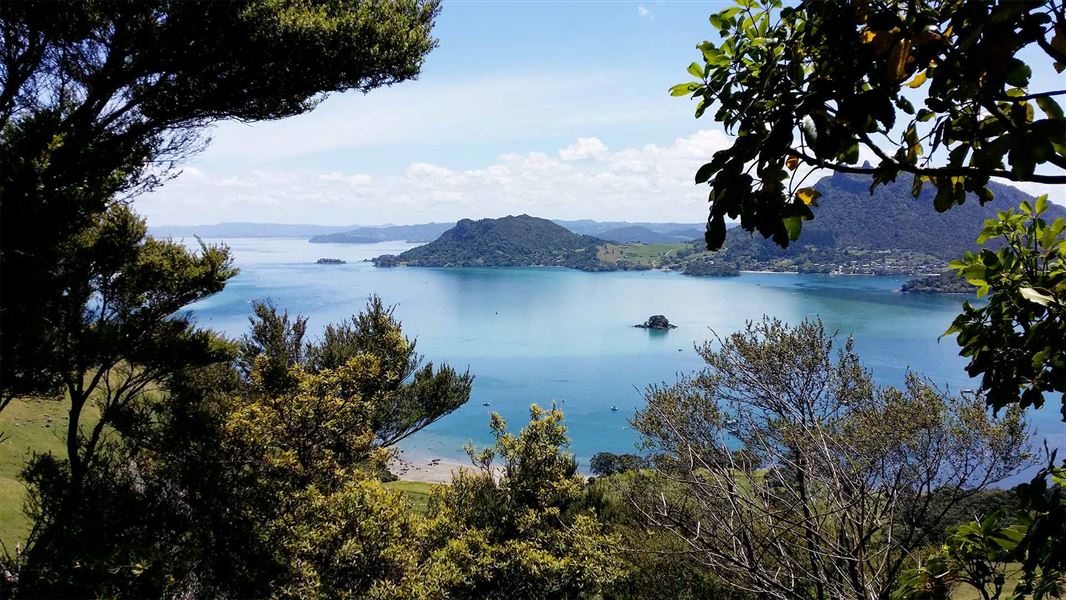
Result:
[901, 271, 975, 294]
[315, 258, 346, 264]
[635, 315, 676, 330]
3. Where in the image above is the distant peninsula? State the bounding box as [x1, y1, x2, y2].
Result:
[370, 173, 1064, 280]
[369, 215, 741, 275]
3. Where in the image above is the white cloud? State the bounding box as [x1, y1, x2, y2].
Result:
[137, 129, 733, 225]
[558, 137, 609, 161]
[638, 5, 652, 18]
[998, 179, 1066, 206]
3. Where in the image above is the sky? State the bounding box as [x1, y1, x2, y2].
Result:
[136, 1, 1066, 226]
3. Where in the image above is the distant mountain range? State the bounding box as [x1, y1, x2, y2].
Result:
[151, 173, 1062, 280]
[552, 220, 706, 237]
[150, 222, 359, 238]
[309, 223, 454, 243]
[149, 219, 707, 242]
[593, 225, 704, 244]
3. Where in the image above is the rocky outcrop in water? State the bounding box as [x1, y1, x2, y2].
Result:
[635, 315, 676, 330]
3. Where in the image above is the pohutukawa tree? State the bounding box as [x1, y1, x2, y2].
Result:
[672, 0, 1066, 250]
[631, 318, 1030, 600]
[0, 0, 441, 402]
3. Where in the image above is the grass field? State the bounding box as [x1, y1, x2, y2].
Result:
[0, 398, 98, 548]
[0, 398, 444, 547]
[382, 480, 441, 514]
[597, 243, 689, 267]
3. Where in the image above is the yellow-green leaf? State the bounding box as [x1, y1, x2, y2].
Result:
[669, 82, 700, 97]
[796, 187, 821, 205]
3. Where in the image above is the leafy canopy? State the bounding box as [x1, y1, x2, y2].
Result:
[946, 196, 1065, 417]
[632, 318, 1030, 600]
[0, 0, 441, 399]
[673, 0, 1066, 249]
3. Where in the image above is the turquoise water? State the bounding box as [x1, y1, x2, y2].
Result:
[184, 237, 1063, 472]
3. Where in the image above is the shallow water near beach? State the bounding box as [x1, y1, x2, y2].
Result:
[183, 237, 1062, 478]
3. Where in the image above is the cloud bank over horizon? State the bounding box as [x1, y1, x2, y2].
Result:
[137, 129, 734, 226]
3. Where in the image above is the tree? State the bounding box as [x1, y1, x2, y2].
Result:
[589, 452, 646, 477]
[9, 205, 238, 596]
[0, 0, 441, 401]
[402, 405, 624, 598]
[946, 196, 1065, 417]
[8, 297, 472, 597]
[672, 0, 1066, 250]
[631, 318, 1031, 600]
[893, 457, 1065, 600]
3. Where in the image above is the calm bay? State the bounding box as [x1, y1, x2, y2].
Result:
[182, 237, 1063, 473]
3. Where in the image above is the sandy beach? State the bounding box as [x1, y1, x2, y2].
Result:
[389, 450, 472, 483]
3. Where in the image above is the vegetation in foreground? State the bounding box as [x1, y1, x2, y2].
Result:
[1, 0, 1065, 597]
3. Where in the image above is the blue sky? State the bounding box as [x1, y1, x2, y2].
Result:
[137, 1, 1065, 226]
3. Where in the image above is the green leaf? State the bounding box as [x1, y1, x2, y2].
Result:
[669, 82, 700, 97]
[783, 215, 802, 241]
[695, 162, 716, 185]
[1035, 194, 1048, 215]
[1035, 96, 1064, 120]
[688, 62, 704, 78]
[841, 140, 859, 164]
[1004, 59, 1032, 87]
[1020, 287, 1054, 306]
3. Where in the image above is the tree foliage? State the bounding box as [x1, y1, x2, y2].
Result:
[589, 452, 646, 477]
[405, 405, 623, 598]
[7, 205, 239, 596]
[674, 0, 1066, 249]
[894, 457, 1065, 600]
[7, 298, 472, 598]
[0, 0, 441, 400]
[946, 195, 1066, 417]
[631, 318, 1031, 600]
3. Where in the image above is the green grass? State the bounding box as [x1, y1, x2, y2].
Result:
[383, 480, 441, 514]
[597, 243, 689, 266]
[0, 397, 97, 548]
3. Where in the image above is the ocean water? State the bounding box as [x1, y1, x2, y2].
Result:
[182, 237, 1063, 472]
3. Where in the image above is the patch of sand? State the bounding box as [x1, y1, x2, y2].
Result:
[389, 452, 471, 483]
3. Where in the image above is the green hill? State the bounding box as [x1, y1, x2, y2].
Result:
[373, 215, 605, 269]
[712, 172, 1063, 275]
[370, 176, 1061, 278]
